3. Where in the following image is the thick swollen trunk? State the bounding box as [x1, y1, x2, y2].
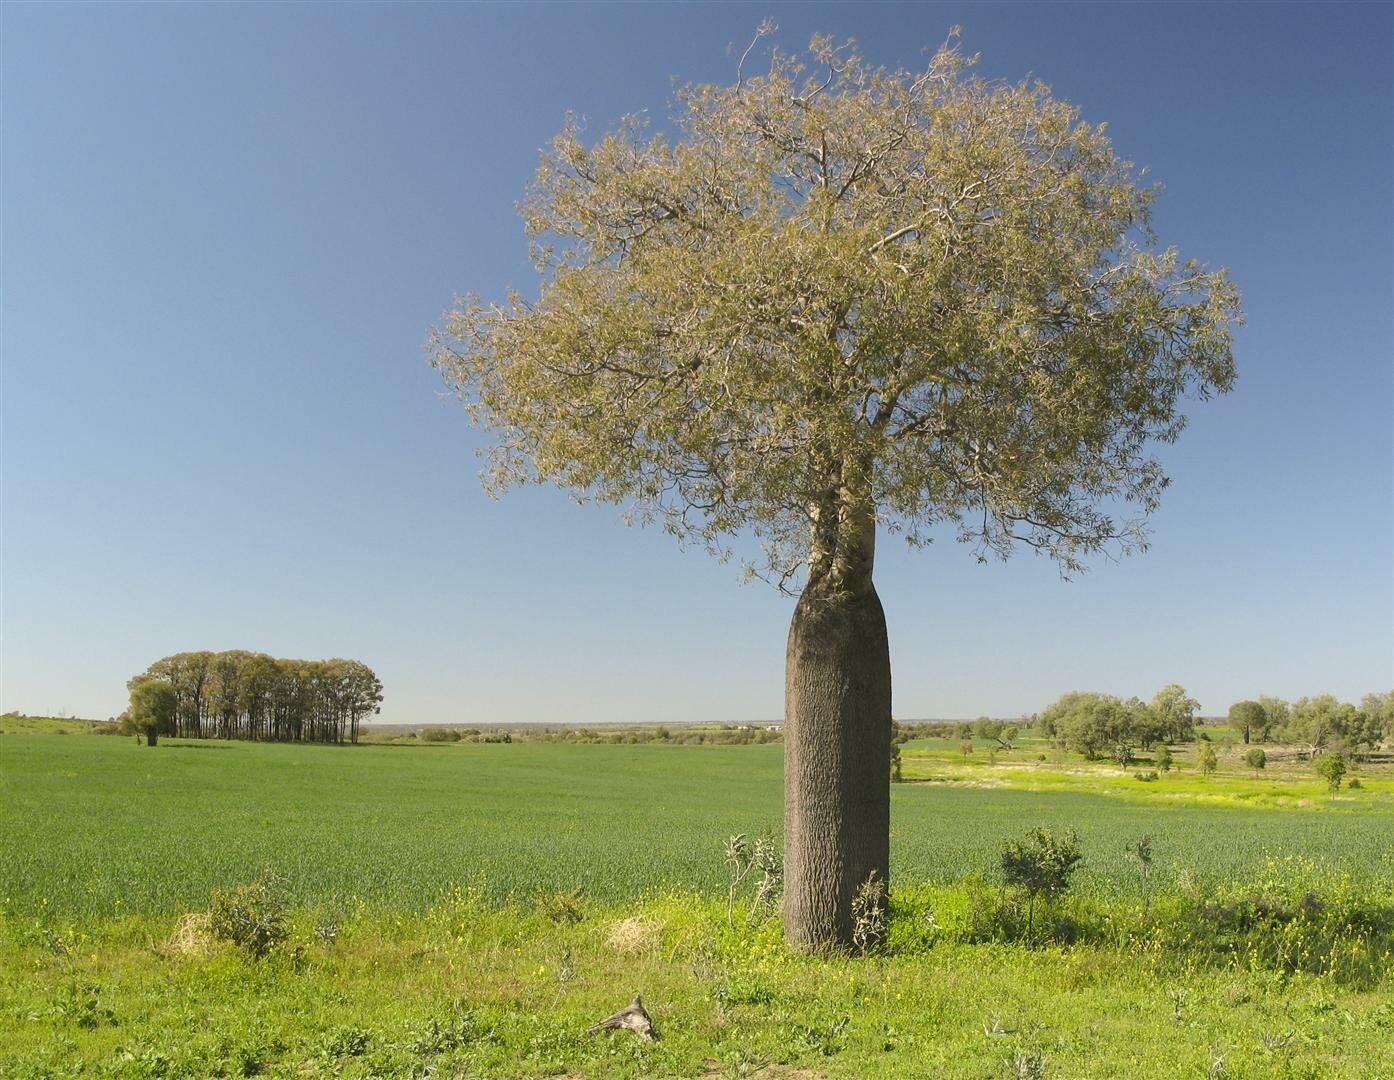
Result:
[783, 510, 891, 949]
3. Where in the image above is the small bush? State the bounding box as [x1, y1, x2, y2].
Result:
[1245, 747, 1267, 772]
[1000, 827, 1082, 938]
[408, 1006, 481, 1055]
[724, 832, 783, 923]
[420, 727, 461, 743]
[537, 886, 585, 924]
[319, 1025, 370, 1058]
[1134, 770, 1159, 782]
[1315, 753, 1347, 792]
[208, 871, 289, 958]
[1348, 777, 1363, 790]
[851, 871, 887, 952]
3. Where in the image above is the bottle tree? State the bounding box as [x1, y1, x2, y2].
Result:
[428, 30, 1240, 948]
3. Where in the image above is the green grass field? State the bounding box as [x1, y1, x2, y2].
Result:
[2, 733, 1392, 1078]
[3, 735, 1390, 915]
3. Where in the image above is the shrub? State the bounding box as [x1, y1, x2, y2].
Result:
[1133, 770, 1159, 782]
[1112, 743, 1135, 769]
[1315, 753, 1347, 792]
[208, 871, 289, 958]
[724, 832, 783, 923]
[1348, 777, 1363, 790]
[1245, 747, 1266, 772]
[1128, 835, 1155, 920]
[1154, 744, 1173, 772]
[536, 886, 585, 924]
[958, 739, 974, 758]
[999, 827, 1083, 938]
[1197, 742, 1218, 776]
[851, 871, 887, 952]
[420, 727, 460, 743]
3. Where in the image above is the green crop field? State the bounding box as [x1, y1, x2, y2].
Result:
[2, 734, 1392, 1078]
[3, 735, 1391, 915]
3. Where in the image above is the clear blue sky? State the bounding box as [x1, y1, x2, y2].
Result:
[3, 2, 1390, 725]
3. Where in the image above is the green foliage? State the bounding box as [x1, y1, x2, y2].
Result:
[429, 32, 1240, 584]
[1128, 835, 1155, 919]
[130, 650, 383, 744]
[850, 871, 887, 952]
[1229, 700, 1265, 743]
[1041, 688, 1197, 758]
[1197, 741, 1218, 776]
[1154, 744, 1173, 772]
[1112, 743, 1135, 769]
[318, 1025, 370, 1058]
[208, 870, 289, 958]
[999, 827, 1083, 935]
[0, 712, 112, 735]
[724, 832, 783, 924]
[536, 886, 586, 925]
[957, 739, 974, 757]
[419, 726, 461, 742]
[1244, 747, 1267, 772]
[1151, 684, 1200, 743]
[1361, 690, 1394, 742]
[1315, 753, 1347, 793]
[1283, 695, 1381, 754]
[128, 679, 176, 741]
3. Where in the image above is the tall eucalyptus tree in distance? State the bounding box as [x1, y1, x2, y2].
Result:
[428, 30, 1240, 948]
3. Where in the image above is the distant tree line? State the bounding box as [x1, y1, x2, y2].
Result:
[410, 724, 783, 746]
[1033, 686, 1393, 761]
[123, 651, 383, 745]
[1226, 692, 1392, 756]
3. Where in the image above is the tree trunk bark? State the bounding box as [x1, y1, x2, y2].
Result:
[147, 729, 158, 747]
[783, 507, 891, 950]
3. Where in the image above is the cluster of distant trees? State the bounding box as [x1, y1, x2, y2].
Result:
[1036, 685, 1201, 759]
[1032, 686, 1392, 761]
[1227, 693, 1393, 756]
[123, 651, 383, 745]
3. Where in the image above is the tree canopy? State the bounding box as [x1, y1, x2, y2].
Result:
[129, 652, 383, 745]
[429, 29, 1240, 587]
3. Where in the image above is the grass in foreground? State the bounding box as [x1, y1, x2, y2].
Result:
[3, 876, 1391, 1079]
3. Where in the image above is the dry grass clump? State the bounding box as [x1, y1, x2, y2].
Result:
[159, 912, 217, 958]
[605, 914, 661, 955]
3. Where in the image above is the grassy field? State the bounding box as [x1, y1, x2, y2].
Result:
[2, 733, 1391, 1078]
[3, 735, 1391, 915]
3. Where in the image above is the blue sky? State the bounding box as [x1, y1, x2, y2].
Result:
[3, 2, 1390, 725]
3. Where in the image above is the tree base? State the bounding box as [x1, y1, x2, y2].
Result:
[783, 583, 891, 949]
